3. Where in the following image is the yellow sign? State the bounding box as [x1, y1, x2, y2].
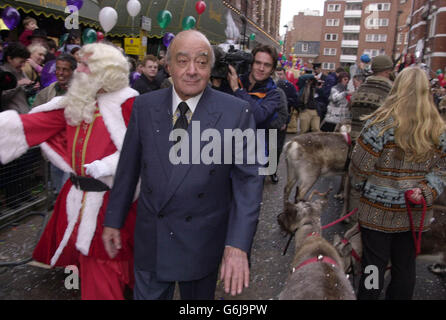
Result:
[124, 38, 141, 55]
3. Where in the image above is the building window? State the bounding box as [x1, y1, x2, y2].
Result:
[364, 49, 381, 58]
[404, 33, 409, 44]
[429, 14, 437, 38]
[324, 48, 337, 56]
[325, 33, 338, 41]
[322, 62, 336, 70]
[328, 4, 341, 12]
[344, 33, 359, 40]
[368, 3, 391, 11]
[366, 18, 389, 28]
[301, 43, 309, 52]
[366, 34, 388, 42]
[397, 33, 403, 45]
[326, 19, 340, 27]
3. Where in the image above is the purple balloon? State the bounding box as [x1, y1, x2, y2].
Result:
[1, 7, 20, 30]
[41, 60, 57, 88]
[66, 0, 84, 10]
[162, 32, 175, 48]
[129, 72, 140, 86]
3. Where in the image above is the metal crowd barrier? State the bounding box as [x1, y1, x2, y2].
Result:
[0, 147, 51, 268]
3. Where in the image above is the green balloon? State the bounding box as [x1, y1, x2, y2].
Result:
[437, 69, 443, 75]
[59, 33, 69, 47]
[157, 10, 172, 29]
[279, 40, 284, 46]
[249, 33, 256, 41]
[281, 55, 287, 61]
[182, 16, 196, 30]
[82, 28, 97, 44]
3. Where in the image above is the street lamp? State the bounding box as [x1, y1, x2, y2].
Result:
[283, 24, 289, 55]
[241, 0, 248, 50]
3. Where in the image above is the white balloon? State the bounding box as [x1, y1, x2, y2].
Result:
[126, 0, 141, 17]
[99, 7, 118, 33]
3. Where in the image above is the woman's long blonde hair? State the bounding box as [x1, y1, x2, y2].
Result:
[362, 67, 445, 162]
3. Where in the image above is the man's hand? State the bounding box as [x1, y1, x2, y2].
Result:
[219, 246, 249, 296]
[17, 78, 33, 86]
[102, 227, 122, 259]
[227, 65, 240, 92]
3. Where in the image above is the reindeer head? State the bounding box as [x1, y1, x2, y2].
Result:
[277, 189, 330, 235]
[333, 234, 353, 274]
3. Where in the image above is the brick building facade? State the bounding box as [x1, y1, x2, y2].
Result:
[406, 0, 446, 76]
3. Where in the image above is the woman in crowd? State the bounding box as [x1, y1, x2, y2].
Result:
[22, 43, 47, 82]
[321, 71, 352, 132]
[350, 67, 446, 300]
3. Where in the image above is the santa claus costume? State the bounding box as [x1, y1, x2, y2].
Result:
[0, 86, 139, 300]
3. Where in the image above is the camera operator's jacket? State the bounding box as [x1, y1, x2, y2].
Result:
[0, 63, 30, 114]
[233, 73, 281, 129]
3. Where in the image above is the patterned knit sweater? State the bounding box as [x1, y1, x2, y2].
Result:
[349, 117, 446, 233]
[350, 76, 393, 138]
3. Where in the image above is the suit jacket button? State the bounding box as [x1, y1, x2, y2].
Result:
[158, 213, 164, 219]
[209, 169, 216, 175]
[198, 193, 204, 198]
[147, 188, 152, 194]
[185, 216, 192, 222]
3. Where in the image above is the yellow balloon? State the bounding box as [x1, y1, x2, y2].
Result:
[0, 19, 9, 31]
[291, 47, 295, 53]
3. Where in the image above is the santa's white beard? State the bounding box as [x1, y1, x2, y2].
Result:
[63, 71, 103, 126]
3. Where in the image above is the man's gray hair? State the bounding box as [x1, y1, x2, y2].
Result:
[165, 30, 215, 68]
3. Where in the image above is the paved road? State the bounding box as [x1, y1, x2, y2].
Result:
[1, 133, 445, 300]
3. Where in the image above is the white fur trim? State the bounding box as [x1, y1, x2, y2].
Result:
[0, 110, 29, 164]
[40, 142, 74, 173]
[98, 87, 138, 151]
[29, 96, 65, 114]
[75, 191, 106, 255]
[50, 186, 83, 266]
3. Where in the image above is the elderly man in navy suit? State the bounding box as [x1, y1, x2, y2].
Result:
[102, 30, 264, 300]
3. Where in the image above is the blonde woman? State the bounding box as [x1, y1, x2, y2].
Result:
[350, 67, 446, 300]
[22, 43, 47, 82]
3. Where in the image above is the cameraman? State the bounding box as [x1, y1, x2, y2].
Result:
[1, 42, 32, 114]
[226, 44, 281, 130]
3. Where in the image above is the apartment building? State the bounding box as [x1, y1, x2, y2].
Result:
[284, 11, 323, 65]
[320, 0, 405, 71]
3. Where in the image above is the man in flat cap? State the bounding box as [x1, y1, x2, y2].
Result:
[343, 55, 394, 223]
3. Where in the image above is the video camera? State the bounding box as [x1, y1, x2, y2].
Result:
[0, 69, 17, 91]
[0, 69, 18, 112]
[211, 46, 253, 79]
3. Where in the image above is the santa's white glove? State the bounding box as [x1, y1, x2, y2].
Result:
[83, 160, 109, 179]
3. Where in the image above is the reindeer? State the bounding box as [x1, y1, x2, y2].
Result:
[277, 190, 356, 300]
[333, 210, 446, 277]
[283, 130, 351, 205]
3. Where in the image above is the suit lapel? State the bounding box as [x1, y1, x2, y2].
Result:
[160, 87, 222, 211]
[150, 88, 174, 180]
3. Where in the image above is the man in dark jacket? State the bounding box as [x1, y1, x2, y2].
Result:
[132, 54, 161, 94]
[226, 44, 281, 130]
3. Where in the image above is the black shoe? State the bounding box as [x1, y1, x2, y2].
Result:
[270, 173, 279, 184]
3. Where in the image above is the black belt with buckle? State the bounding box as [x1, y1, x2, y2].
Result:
[70, 173, 110, 192]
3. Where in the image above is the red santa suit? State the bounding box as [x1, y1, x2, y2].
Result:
[0, 87, 139, 299]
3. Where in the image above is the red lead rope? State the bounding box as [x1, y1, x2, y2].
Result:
[404, 190, 427, 256]
[321, 208, 358, 230]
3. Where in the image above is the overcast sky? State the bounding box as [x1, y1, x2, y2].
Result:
[279, 0, 326, 35]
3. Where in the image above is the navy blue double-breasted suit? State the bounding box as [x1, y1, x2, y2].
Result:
[104, 86, 263, 282]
